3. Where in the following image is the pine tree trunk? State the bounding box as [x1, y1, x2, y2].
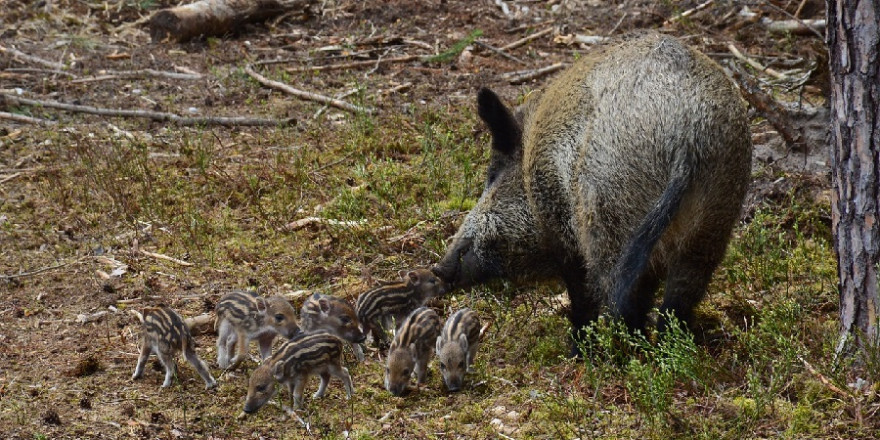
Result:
[826, 0, 880, 351]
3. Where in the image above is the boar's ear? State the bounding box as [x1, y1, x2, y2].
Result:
[477, 88, 521, 156]
[436, 335, 443, 353]
[317, 295, 331, 314]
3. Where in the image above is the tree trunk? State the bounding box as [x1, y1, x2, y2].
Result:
[148, 0, 316, 43]
[826, 0, 880, 352]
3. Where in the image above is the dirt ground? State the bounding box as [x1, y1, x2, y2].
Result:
[1, 0, 835, 438]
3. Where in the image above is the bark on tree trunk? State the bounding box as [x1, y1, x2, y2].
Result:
[148, 0, 316, 43]
[826, 0, 880, 352]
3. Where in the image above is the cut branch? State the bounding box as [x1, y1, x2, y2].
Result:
[0, 111, 56, 126]
[71, 68, 203, 84]
[727, 43, 787, 80]
[500, 27, 554, 52]
[474, 40, 526, 64]
[148, 0, 317, 43]
[664, 0, 713, 25]
[0, 45, 66, 70]
[284, 55, 421, 73]
[1, 94, 289, 127]
[763, 18, 826, 36]
[502, 62, 566, 84]
[245, 65, 373, 114]
[730, 67, 810, 152]
[139, 249, 193, 267]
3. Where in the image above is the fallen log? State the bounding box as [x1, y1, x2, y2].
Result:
[185, 314, 215, 335]
[148, 0, 317, 43]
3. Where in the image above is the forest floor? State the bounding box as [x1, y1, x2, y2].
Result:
[3, 0, 873, 439]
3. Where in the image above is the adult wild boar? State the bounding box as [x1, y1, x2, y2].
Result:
[432, 33, 751, 348]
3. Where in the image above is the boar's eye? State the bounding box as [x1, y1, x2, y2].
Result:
[403, 369, 410, 377]
[459, 361, 465, 369]
[439, 362, 446, 370]
[340, 316, 351, 325]
[256, 385, 268, 393]
[274, 314, 285, 323]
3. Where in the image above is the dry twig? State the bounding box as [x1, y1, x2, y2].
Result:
[284, 55, 421, 73]
[0, 111, 56, 126]
[0, 45, 66, 70]
[500, 27, 554, 51]
[245, 65, 373, 114]
[664, 0, 714, 25]
[70, 68, 203, 84]
[727, 43, 787, 80]
[139, 249, 193, 267]
[503, 62, 566, 84]
[474, 40, 526, 64]
[1, 93, 288, 126]
[730, 66, 809, 152]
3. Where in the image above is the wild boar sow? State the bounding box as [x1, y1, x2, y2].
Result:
[432, 33, 751, 348]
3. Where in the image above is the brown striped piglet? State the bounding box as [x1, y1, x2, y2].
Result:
[131, 306, 217, 389]
[215, 291, 299, 369]
[243, 332, 353, 413]
[436, 308, 481, 392]
[300, 293, 367, 361]
[384, 307, 441, 396]
[356, 269, 447, 347]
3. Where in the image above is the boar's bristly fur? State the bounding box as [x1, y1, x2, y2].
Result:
[432, 33, 752, 351]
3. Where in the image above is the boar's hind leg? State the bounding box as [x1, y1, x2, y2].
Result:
[563, 264, 605, 358]
[615, 270, 662, 335]
[658, 234, 729, 334]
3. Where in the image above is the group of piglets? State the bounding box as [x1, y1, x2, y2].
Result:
[129, 268, 482, 414]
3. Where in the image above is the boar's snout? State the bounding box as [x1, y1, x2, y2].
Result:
[432, 237, 473, 288]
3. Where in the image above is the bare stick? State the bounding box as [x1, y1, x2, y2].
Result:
[0, 172, 23, 185]
[314, 88, 360, 119]
[0, 45, 66, 70]
[284, 55, 421, 73]
[140, 249, 193, 267]
[284, 217, 368, 231]
[503, 62, 566, 84]
[500, 27, 554, 52]
[1, 259, 82, 280]
[757, 0, 825, 39]
[799, 356, 854, 400]
[1, 94, 289, 126]
[730, 67, 809, 152]
[245, 65, 373, 114]
[71, 68, 203, 84]
[664, 0, 714, 25]
[727, 43, 787, 80]
[0, 111, 56, 126]
[794, 0, 808, 18]
[474, 40, 526, 64]
[4, 68, 76, 78]
[763, 19, 826, 36]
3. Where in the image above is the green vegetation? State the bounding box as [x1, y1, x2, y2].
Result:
[2, 89, 874, 438]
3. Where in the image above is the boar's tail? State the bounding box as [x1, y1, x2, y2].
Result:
[609, 172, 689, 326]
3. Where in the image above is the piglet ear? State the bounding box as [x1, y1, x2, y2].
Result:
[317, 295, 331, 314]
[477, 88, 522, 157]
[256, 297, 268, 313]
[272, 362, 285, 381]
[458, 333, 469, 352]
[407, 271, 420, 286]
[436, 335, 443, 353]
